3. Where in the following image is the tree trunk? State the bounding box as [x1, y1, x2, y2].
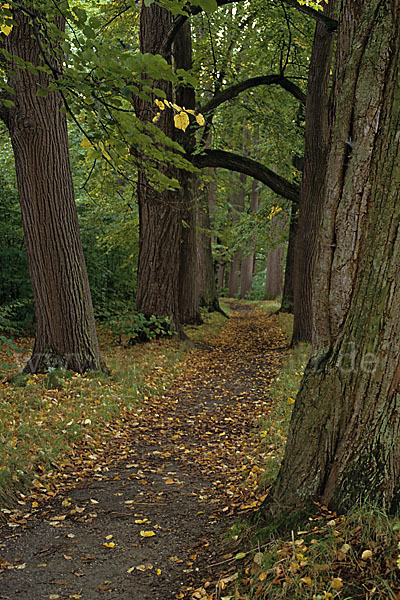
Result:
[3, 10, 104, 374]
[291, 0, 337, 344]
[240, 179, 260, 298]
[270, 0, 400, 515]
[197, 193, 219, 311]
[265, 247, 284, 300]
[135, 3, 183, 330]
[174, 22, 202, 325]
[280, 203, 297, 313]
[228, 251, 241, 297]
[228, 171, 246, 297]
[135, 9, 200, 329]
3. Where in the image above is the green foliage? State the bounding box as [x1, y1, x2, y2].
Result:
[103, 311, 173, 344]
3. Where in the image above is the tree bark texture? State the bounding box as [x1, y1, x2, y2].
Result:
[135, 3, 183, 329]
[135, 7, 201, 329]
[271, 0, 400, 514]
[174, 22, 202, 325]
[3, 10, 104, 373]
[280, 203, 298, 313]
[292, 0, 337, 344]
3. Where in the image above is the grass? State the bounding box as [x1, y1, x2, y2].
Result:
[0, 309, 226, 510]
[220, 315, 400, 600]
[227, 503, 400, 599]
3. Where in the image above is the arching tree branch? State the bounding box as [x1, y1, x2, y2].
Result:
[191, 149, 299, 203]
[162, 0, 337, 55]
[199, 74, 305, 115]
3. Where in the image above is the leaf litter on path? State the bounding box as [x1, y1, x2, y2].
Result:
[0, 306, 287, 599]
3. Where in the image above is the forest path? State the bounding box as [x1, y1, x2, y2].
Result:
[0, 305, 288, 600]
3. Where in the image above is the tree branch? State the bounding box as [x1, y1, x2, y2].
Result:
[162, 0, 337, 55]
[281, 0, 338, 31]
[199, 74, 305, 114]
[191, 149, 299, 203]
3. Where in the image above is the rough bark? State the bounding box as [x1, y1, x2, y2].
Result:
[174, 22, 202, 325]
[3, 9, 104, 373]
[291, 0, 337, 344]
[135, 3, 183, 330]
[270, 0, 400, 515]
[280, 203, 298, 313]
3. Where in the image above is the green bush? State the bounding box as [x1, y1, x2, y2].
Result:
[103, 311, 173, 344]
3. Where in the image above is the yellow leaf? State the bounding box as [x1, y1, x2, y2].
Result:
[1, 4, 12, 37]
[331, 577, 343, 590]
[81, 138, 92, 149]
[155, 99, 165, 110]
[235, 552, 246, 560]
[152, 112, 161, 124]
[300, 577, 312, 585]
[174, 111, 190, 132]
[196, 113, 206, 126]
[287, 397, 295, 405]
[105, 534, 113, 540]
[157, 568, 162, 575]
[259, 571, 267, 581]
[135, 519, 148, 524]
[361, 549, 372, 560]
[165, 478, 174, 484]
[185, 109, 195, 115]
[163, 99, 171, 108]
[140, 530, 155, 537]
[103, 542, 115, 548]
[32, 501, 39, 508]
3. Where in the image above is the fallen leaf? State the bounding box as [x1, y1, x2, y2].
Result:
[140, 530, 155, 538]
[331, 577, 343, 590]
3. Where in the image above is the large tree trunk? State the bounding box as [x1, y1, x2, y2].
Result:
[135, 8, 200, 329]
[291, 0, 337, 344]
[270, 0, 400, 515]
[174, 22, 202, 325]
[3, 10, 104, 374]
[135, 3, 183, 330]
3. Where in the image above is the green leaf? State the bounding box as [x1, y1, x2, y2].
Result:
[235, 552, 246, 560]
[196, 0, 218, 13]
[36, 87, 49, 98]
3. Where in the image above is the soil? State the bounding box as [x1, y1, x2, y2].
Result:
[0, 304, 288, 600]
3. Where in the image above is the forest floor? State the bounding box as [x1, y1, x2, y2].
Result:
[0, 302, 289, 600]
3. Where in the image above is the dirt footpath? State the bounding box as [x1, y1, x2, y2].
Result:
[0, 306, 287, 600]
